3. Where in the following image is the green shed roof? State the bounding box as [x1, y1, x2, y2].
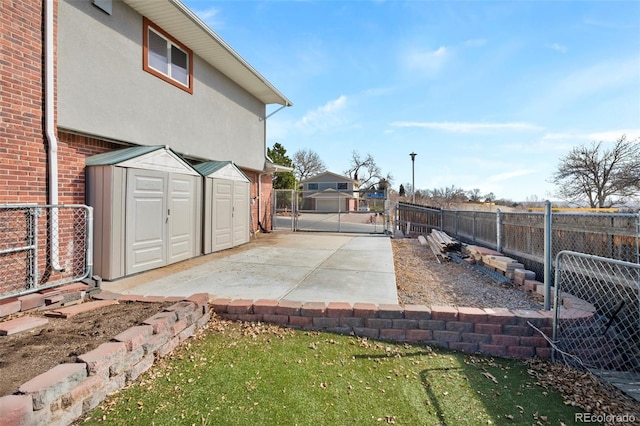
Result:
[85, 145, 164, 166]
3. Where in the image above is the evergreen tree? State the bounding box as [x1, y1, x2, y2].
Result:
[267, 143, 296, 189]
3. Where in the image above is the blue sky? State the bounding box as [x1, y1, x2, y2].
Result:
[183, 0, 640, 202]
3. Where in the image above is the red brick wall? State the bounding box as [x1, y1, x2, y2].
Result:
[243, 169, 275, 233]
[56, 131, 121, 204]
[0, 0, 50, 204]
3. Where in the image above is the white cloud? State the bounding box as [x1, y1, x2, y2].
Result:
[389, 121, 543, 133]
[549, 43, 568, 54]
[401, 46, 449, 75]
[295, 95, 349, 133]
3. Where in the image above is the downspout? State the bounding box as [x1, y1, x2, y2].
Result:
[45, 0, 63, 271]
[260, 103, 291, 233]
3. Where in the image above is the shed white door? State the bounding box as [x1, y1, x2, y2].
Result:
[232, 181, 250, 245]
[126, 169, 167, 274]
[168, 175, 198, 264]
[126, 169, 197, 275]
[213, 179, 233, 251]
[212, 178, 250, 252]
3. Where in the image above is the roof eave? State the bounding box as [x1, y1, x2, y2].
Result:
[121, 0, 293, 106]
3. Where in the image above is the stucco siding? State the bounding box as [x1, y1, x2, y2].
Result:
[57, 0, 266, 171]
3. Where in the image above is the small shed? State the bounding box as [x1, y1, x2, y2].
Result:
[195, 161, 251, 254]
[86, 145, 202, 280]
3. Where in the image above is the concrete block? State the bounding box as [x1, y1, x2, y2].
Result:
[433, 330, 461, 343]
[17, 293, 44, 311]
[430, 306, 458, 321]
[353, 303, 378, 318]
[391, 319, 419, 329]
[377, 304, 404, 319]
[227, 299, 254, 314]
[474, 323, 502, 335]
[78, 342, 128, 376]
[457, 307, 487, 323]
[301, 302, 326, 317]
[406, 329, 433, 342]
[491, 335, 520, 347]
[276, 300, 302, 316]
[461, 332, 491, 344]
[253, 299, 279, 315]
[19, 363, 87, 410]
[380, 329, 406, 340]
[0, 299, 21, 318]
[113, 325, 154, 351]
[403, 305, 431, 320]
[445, 321, 474, 333]
[326, 302, 353, 318]
[0, 316, 48, 336]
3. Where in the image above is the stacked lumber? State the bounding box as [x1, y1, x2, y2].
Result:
[482, 255, 524, 279]
[428, 230, 462, 252]
[424, 230, 463, 262]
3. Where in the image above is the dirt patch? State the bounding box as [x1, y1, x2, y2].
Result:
[0, 301, 171, 397]
[391, 238, 543, 310]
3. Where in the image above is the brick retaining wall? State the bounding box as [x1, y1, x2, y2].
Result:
[1, 292, 596, 426]
[0, 293, 210, 426]
[209, 297, 594, 360]
[211, 298, 561, 359]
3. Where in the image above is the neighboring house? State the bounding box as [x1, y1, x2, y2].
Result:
[0, 0, 291, 280]
[300, 171, 360, 212]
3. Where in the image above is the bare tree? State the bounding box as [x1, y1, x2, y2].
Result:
[551, 135, 640, 208]
[467, 188, 483, 203]
[428, 185, 468, 209]
[293, 149, 326, 183]
[343, 151, 393, 191]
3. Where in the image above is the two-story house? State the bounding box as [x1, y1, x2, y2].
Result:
[0, 0, 291, 281]
[300, 171, 360, 212]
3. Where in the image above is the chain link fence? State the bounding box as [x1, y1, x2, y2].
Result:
[396, 202, 640, 280]
[273, 189, 390, 234]
[0, 205, 93, 300]
[552, 251, 640, 381]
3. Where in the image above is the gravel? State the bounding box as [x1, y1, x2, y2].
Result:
[392, 238, 543, 310]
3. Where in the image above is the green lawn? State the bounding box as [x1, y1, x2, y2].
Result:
[79, 320, 584, 425]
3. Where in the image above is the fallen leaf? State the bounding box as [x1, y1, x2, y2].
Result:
[482, 372, 498, 384]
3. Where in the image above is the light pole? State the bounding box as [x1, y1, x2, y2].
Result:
[409, 152, 417, 203]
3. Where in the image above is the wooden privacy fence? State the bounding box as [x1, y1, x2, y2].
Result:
[395, 202, 640, 279]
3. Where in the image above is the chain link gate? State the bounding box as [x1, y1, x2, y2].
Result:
[552, 250, 640, 398]
[273, 189, 390, 234]
[0, 205, 93, 300]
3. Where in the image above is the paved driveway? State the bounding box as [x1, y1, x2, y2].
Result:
[101, 232, 398, 304]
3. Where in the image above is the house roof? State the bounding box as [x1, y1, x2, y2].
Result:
[300, 171, 358, 184]
[307, 188, 358, 199]
[122, 0, 292, 107]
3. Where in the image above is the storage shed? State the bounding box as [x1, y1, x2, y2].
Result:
[86, 146, 202, 280]
[195, 161, 251, 254]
